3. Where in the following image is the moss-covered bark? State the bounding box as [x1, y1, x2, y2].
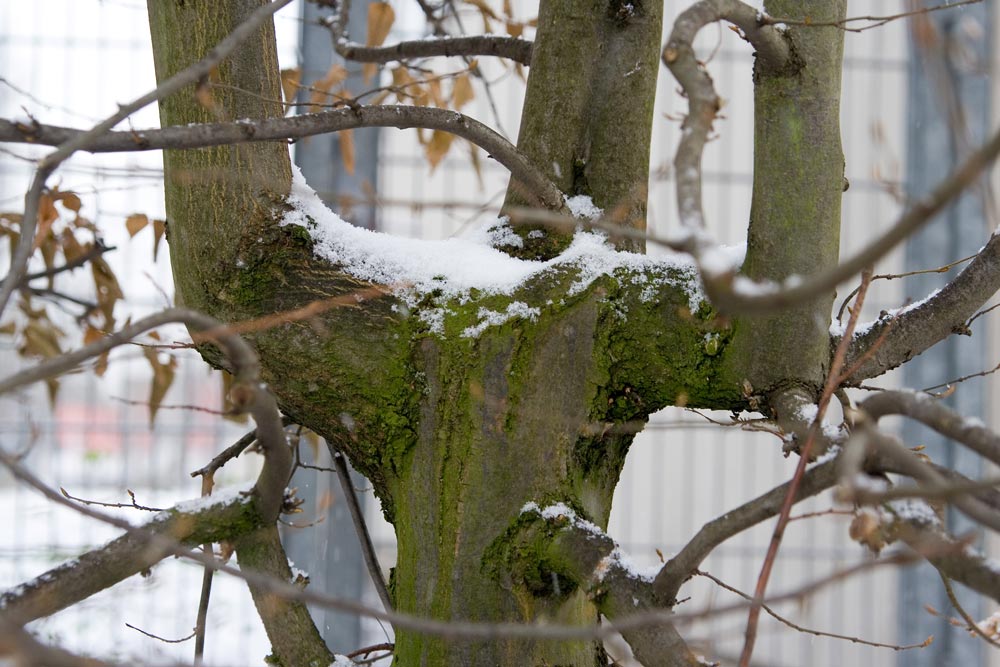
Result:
[502, 0, 662, 258]
[723, 1, 847, 398]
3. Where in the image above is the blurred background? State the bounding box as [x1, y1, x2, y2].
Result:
[0, 1, 996, 665]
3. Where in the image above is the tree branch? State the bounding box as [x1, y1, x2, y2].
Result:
[861, 389, 1000, 466]
[521, 506, 701, 667]
[0, 307, 290, 522]
[0, 478, 259, 624]
[233, 524, 335, 666]
[0, 105, 565, 211]
[843, 231, 1000, 382]
[662, 0, 1000, 317]
[326, 441, 393, 612]
[0, 0, 294, 320]
[322, 0, 532, 65]
[653, 459, 840, 603]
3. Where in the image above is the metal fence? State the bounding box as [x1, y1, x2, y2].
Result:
[0, 1, 995, 665]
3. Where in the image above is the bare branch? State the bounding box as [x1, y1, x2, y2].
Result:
[654, 459, 840, 603]
[695, 569, 931, 651]
[861, 390, 1000, 466]
[843, 232, 1000, 382]
[0, 0, 294, 319]
[233, 524, 335, 666]
[322, 0, 532, 64]
[0, 475, 258, 624]
[762, 0, 983, 34]
[326, 440, 393, 612]
[662, 0, 1000, 317]
[0, 105, 566, 211]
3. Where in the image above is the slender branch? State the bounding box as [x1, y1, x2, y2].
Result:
[190, 416, 294, 480]
[0, 451, 933, 647]
[843, 230, 1000, 382]
[717, 126, 1000, 315]
[326, 440, 393, 613]
[11, 241, 114, 285]
[0, 0, 294, 320]
[861, 389, 1000, 466]
[654, 459, 841, 602]
[939, 571, 1000, 649]
[125, 623, 196, 644]
[0, 470, 259, 624]
[330, 31, 534, 65]
[696, 569, 930, 651]
[762, 0, 983, 33]
[739, 270, 872, 666]
[662, 0, 1000, 317]
[0, 105, 565, 211]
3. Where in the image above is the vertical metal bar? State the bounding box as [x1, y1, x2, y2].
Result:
[899, 3, 992, 664]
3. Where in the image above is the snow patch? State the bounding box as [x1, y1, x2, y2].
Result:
[565, 194, 602, 220]
[171, 482, 255, 514]
[282, 166, 704, 330]
[461, 301, 541, 338]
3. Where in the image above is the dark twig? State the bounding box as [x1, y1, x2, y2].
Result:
[59, 486, 166, 512]
[939, 570, 1000, 649]
[762, 0, 983, 34]
[696, 569, 930, 651]
[739, 270, 873, 666]
[125, 622, 196, 644]
[327, 440, 393, 613]
[0, 106, 565, 211]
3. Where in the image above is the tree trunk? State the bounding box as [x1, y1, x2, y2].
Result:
[723, 0, 848, 397]
[146, 0, 848, 664]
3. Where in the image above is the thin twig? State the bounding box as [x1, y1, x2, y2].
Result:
[763, 0, 982, 34]
[939, 570, 1000, 649]
[59, 486, 167, 512]
[739, 270, 873, 666]
[327, 440, 393, 613]
[124, 622, 196, 644]
[697, 570, 930, 651]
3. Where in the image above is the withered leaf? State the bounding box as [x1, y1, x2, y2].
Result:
[425, 130, 454, 171]
[125, 213, 149, 238]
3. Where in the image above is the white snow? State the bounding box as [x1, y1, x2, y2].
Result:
[888, 499, 940, 526]
[461, 301, 540, 338]
[282, 166, 705, 332]
[521, 501, 604, 536]
[565, 194, 602, 219]
[330, 655, 356, 667]
[170, 481, 255, 515]
[832, 289, 942, 337]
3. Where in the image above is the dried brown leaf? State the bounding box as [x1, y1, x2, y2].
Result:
[366, 3, 396, 47]
[340, 129, 356, 175]
[452, 74, 474, 109]
[125, 213, 149, 238]
[425, 130, 454, 171]
[280, 67, 302, 106]
[152, 219, 166, 262]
